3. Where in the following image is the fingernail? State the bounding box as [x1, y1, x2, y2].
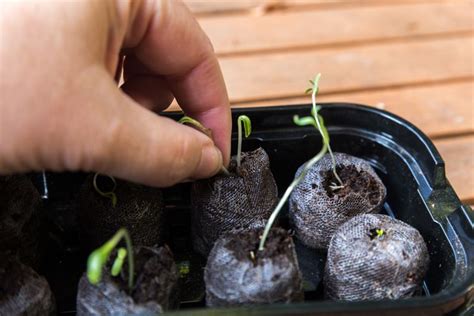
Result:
[196, 145, 223, 179]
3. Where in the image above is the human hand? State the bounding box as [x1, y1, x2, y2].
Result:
[0, 0, 231, 187]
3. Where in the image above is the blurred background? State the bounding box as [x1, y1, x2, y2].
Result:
[175, 0, 473, 209]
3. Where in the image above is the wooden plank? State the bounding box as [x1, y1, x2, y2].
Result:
[167, 81, 473, 138]
[184, 0, 458, 15]
[434, 135, 474, 203]
[218, 36, 473, 102]
[198, 2, 473, 55]
[231, 81, 474, 139]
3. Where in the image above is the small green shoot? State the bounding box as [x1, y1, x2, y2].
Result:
[177, 261, 191, 278]
[87, 228, 134, 291]
[179, 116, 230, 176]
[305, 74, 343, 191]
[258, 74, 342, 251]
[111, 248, 127, 276]
[93, 173, 117, 207]
[178, 116, 212, 139]
[237, 115, 252, 168]
[369, 228, 385, 239]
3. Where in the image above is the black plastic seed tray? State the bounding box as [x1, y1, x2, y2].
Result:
[35, 103, 473, 315]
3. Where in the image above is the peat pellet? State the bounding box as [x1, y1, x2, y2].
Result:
[325, 214, 429, 301]
[205, 227, 303, 307]
[0, 254, 55, 316]
[76, 245, 179, 315]
[191, 147, 278, 257]
[0, 175, 42, 267]
[78, 175, 164, 249]
[289, 152, 386, 249]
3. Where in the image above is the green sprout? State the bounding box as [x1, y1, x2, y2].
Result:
[258, 74, 339, 251]
[178, 116, 212, 139]
[305, 74, 344, 191]
[237, 115, 252, 168]
[369, 228, 385, 239]
[93, 173, 117, 207]
[179, 115, 230, 176]
[87, 228, 134, 291]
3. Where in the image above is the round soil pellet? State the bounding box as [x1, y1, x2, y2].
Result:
[191, 147, 278, 257]
[289, 153, 386, 249]
[325, 214, 429, 301]
[205, 227, 303, 307]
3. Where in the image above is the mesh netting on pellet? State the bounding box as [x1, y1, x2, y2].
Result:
[191, 148, 278, 256]
[78, 175, 164, 248]
[325, 214, 429, 301]
[289, 152, 386, 249]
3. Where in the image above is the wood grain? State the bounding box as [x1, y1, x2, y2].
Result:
[224, 81, 474, 139]
[218, 36, 473, 102]
[434, 135, 474, 203]
[198, 2, 473, 55]
[184, 0, 460, 15]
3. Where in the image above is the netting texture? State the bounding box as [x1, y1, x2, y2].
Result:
[76, 245, 178, 315]
[0, 175, 42, 267]
[325, 214, 430, 301]
[78, 175, 164, 248]
[0, 254, 55, 315]
[191, 148, 278, 257]
[205, 228, 303, 307]
[289, 153, 386, 249]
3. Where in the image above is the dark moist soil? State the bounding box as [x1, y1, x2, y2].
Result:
[0, 175, 43, 268]
[0, 254, 55, 315]
[325, 214, 430, 301]
[191, 147, 278, 257]
[76, 245, 179, 315]
[78, 174, 165, 250]
[204, 227, 304, 307]
[226, 228, 293, 265]
[322, 165, 381, 204]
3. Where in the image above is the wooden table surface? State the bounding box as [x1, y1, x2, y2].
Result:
[178, 0, 473, 208]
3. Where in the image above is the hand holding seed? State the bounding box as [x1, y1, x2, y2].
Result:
[0, 0, 231, 187]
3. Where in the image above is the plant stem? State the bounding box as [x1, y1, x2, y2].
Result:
[87, 228, 134, 291]
[237, 115, 251, 168]
[259, 141, 329, 251]
[237, 118, 243, 168]
[179, 115, 230, 176]
[310, 75, 344, 189]
[93, 173, 117, 207]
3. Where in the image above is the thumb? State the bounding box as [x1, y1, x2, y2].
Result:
[61, 69, 223, 187]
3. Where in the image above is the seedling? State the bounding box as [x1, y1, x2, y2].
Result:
[93, 173, 117, 207]
[258, 74, 341, 251]
[305, 74, 344, 191]
[179, 115, 232, 175]
[87, 228, 134, 291]
[369, 228, 385, 239]
[237, 115, 252, 168]
[179, 116, 213, 139]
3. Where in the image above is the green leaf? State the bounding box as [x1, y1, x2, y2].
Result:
[87, 249, 105, 285]
[238, 115, 252, 138]
[304, 88, 313, 94]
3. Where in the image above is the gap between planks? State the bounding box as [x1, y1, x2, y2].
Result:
[167, 80, 474, 140]
[217, 36, 473, 103]
[196, 2, 473, 56]
[185, 0, 465, 17]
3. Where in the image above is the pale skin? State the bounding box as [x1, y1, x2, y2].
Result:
[0, 0, 231, 187]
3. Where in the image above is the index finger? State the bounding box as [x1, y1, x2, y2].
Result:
[123, 0, 231, 165]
